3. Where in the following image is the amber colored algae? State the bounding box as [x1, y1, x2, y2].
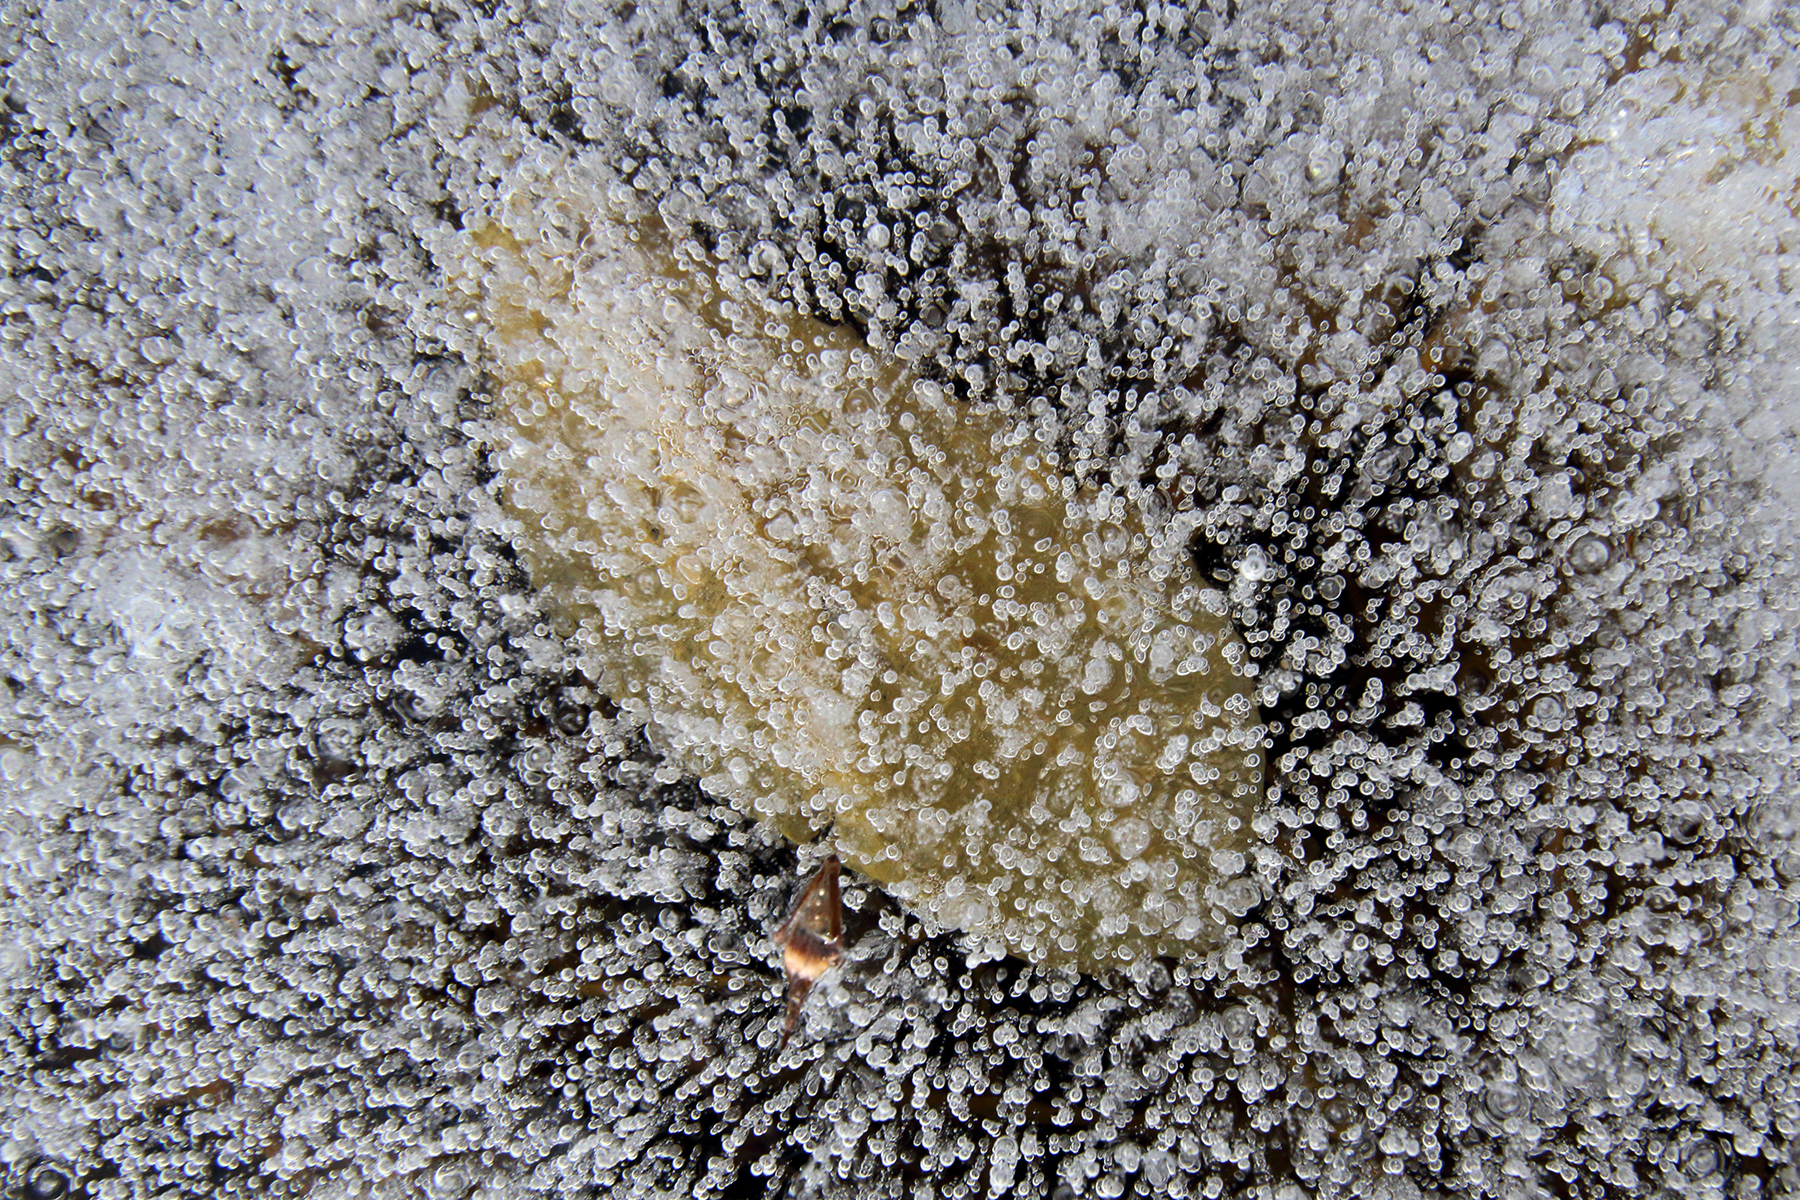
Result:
[457, 166, 1264, 966]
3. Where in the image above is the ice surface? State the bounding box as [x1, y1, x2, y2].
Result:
[0, 1, 1797, 1199]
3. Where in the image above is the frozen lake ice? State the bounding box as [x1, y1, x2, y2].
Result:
[0, 1, 1797, 1198]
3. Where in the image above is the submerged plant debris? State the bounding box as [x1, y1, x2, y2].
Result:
[773, 854, 844, 1044]
[466, 178, 1263, 967]
[1, 2, 1799, 1200]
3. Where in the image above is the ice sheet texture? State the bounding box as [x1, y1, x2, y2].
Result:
[1, 2, 1798, 1199]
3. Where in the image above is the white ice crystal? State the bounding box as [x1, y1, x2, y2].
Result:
[1554, 66, 1800, 312]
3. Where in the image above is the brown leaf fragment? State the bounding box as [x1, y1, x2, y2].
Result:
[773, 855, 843, 1045]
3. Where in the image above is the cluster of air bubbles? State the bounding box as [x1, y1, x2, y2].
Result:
[463, 173, 1268, 968]
[1, 1, 1798, 1199]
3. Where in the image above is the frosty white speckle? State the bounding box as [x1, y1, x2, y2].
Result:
[5, 2, 1799, 1199]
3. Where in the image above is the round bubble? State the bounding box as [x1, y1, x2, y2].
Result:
[1567, 533, 1613, 573]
